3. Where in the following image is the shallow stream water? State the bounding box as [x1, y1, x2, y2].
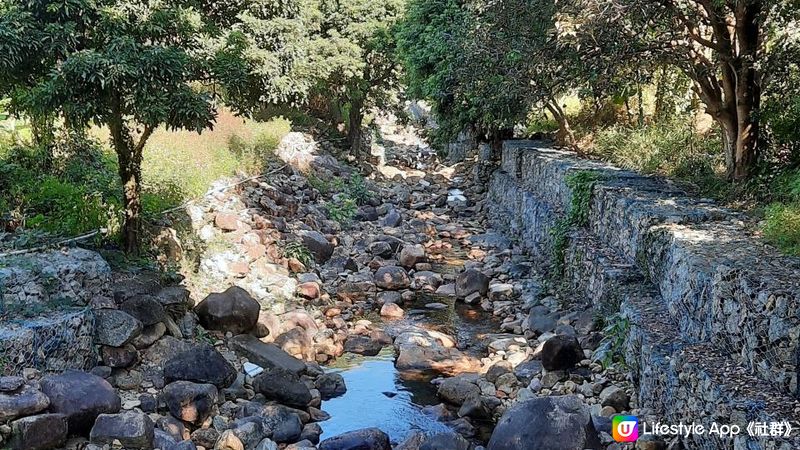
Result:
[318, 348, 451, 442]
[319, 237, 500, 443]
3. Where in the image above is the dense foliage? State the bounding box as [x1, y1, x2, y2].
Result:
[2, 0, 800, 255]
[396, 0, 585, 148]
[0, 0, 405, 252]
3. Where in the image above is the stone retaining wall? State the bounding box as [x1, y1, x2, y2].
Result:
[488, 141, 800, 449]
[0, 248, 110, 374]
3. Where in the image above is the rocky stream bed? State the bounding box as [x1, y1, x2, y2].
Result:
[0, 117, 649, 450]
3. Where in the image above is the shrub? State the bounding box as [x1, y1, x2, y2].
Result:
[1, 109, 291, 247]
[345, 174, 372, 205]
[0, 132, 122, 238]
[763, 203, 800, 255]
[282, 241, 313, 267]
[24, 177, 122, 235]
[325, 196, 358, 226]
[591, 120, 726, 199]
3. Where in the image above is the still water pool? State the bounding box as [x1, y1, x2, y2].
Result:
[319, 348, 452, 443]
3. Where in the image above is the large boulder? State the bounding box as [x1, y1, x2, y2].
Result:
[343, 335, 384, 356]
[235, 402, 303, 443]
[94, 309, 143, 347]
[540, 335, 583, 371]
[301, 231, 334, 263]
[162, 381, 218, 425]
[228, 417, 271, 448]
[0, 383, 50, 422]
[195, 287, 260, 334]
[487, 396, 601, 450]
[229, 334, 306, 377]
[374, 266, 411, 290]
[120, 294, 167, 326]
[163, 344, 237, 388]
[420, 432, 471, 450]
[318, 428, 391, 450]
[258, 406, 303, 443]
[394, 330, 477, 375]
[39, 370, 121, 434]
[436, 377, 480, 405]
[90, 411, 154, 449]
[8, 413, 68, 450]
[314, 373, 347, 400]
[455, 269, 489, 298]
[252, 369, 312, 408]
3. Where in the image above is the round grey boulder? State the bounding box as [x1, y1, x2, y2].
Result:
[541, 335, 584, 371]
[455, 269, 489, 298]
[163, 344, 236, 388]
[40, 370, 121, 434]
[94, 309, 143, 347]
[90, 411, 154, 449]
[319, 427, 391, 450]
[194, 286, 260, 335]
[374, 266, 411, 290]
[487, 395, 601, 450]
[315, 373, 347, 400]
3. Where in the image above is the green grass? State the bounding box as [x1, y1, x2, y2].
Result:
[141, 110, 290, 202]
[0, 108, 290, 247]
[592, 120, 722, 178]
[761, 170, 800, 255]
[764, 203, 800, 255]
[587, 118, 800, 256]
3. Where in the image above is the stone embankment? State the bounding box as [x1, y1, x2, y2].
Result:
[2, 124, 573, 450]
[9, 130, 798, 450]
[488, 141, 800, 449]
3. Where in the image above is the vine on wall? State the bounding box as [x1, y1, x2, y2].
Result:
[549, 170, 603, 276]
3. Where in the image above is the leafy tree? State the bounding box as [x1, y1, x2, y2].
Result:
[307, 0, 405, 156]
[560, 0, 800, 181]
[396, 0, 588, 150]
[211, 0, 314, 115]
[0, 0, 290, 252]
[395, 0, 471, 146]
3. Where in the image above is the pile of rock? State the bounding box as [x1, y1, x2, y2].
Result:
[0, 371, 120, 449]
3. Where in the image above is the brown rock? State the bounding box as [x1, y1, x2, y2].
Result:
[229, 261, 250, 277]
[380, 303, 404, 319]
[288, 257, 306, 273]
[215, 212, 240, 232]
[297, 282, 321, 299]
[374, 266, 411, 290]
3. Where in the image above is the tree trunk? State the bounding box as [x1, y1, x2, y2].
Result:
[488, 128, 514, 160]
[347, 99, 364, 158]
[731, 2, 761, 181]
[108, 107, 147, 254]
[117, 148, 143, 254]
[546, 101, 577, 151]
[719, 115, 739, 180]
[731, 89, 759, 180]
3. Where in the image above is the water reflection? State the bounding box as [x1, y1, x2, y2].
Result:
[319, 348, 451, 443]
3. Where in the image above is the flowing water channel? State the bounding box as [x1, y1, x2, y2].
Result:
[319, 241, 501, 443]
